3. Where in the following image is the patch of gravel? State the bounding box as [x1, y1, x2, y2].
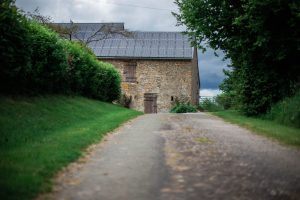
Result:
[159, 113, 300, 200]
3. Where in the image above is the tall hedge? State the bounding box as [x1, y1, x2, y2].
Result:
[63, 41, 121, 101]
[0, 0, 31, 93]
[0, 0, 121, 102]
[27, 21, 69, 94]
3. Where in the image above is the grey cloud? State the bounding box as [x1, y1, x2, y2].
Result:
[200, 73, 224, 89]
[198, 49, 230, 89]
[16, 0, 182, 31]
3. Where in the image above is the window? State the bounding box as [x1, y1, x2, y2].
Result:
[123, 62, 137, 82]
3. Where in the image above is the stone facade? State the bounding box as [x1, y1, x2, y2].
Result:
[100, 53, 199, 113]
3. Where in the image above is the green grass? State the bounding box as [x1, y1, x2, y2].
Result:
[211, 110, 300, 147]
[264, 90, 300, 128]
[0, 95, 142, 200]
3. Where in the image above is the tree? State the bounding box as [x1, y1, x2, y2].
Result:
[26, 9, 131, 45]
[174, 0, 300, 115]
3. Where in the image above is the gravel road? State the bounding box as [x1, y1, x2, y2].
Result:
[38, 113, 300, 200]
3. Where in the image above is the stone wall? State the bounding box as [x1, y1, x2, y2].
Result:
[100, 59, 198, 112]
[191, 48, 200, 105]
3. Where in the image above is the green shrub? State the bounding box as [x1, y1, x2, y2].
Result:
[0, 0, 32, 93]
[170, 103, 197, 113]
[265, 90, 300, 128]
[0, 1, 121, 102]
[87, 61, 121, 101]
[199, 98, 223, 112]
[62, 40, 86, 93]
[63, 41, 121, 101]
[197, 104, 204, 112]
[215, 93, 235, 110]
[26, 21, 69, 93]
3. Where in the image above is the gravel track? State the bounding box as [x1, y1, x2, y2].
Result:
[38, 113, 300, 200]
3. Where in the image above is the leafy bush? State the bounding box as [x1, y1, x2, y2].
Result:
[0, 1, 121, 102]
[0, 0, 31, 93]
[215, 93, 233, 109]
[197, 104, 204, 112]
[170, 103, 197, 113]
[264, 90, 300, 128]
[63, 41, 121, 101]
[92, 62, 121, 102]
[26, 21, 69, 93]
[199, 98, 223, 112]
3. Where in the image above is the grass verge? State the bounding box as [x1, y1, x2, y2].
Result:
[0, 95, 142, 200]
[211, 110, 300, 147]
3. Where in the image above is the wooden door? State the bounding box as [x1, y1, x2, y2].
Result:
[144, 93, 157, 113]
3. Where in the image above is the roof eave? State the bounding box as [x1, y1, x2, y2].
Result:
[96, 56, 193, 60]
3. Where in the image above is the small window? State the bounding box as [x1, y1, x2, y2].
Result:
[123, 62, 137, 82]
[171, 96, 174, 101]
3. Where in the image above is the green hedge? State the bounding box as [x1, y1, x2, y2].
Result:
[0, 0, 31, 93]
[27, 21, 69, 94]
[63, 41, 121, 101]
[0, 1, 121, 101]
[170, 103, 197, 113]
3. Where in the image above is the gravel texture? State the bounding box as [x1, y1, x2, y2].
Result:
[160, 113, 300, 200]
[37, 113, 300, 200]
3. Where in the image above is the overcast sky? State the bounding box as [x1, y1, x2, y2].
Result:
[16, 0, 228, 96]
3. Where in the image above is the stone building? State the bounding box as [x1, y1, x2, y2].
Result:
[58, 23, 200, 113]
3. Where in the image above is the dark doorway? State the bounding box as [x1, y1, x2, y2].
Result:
[144, 93, 157, 113]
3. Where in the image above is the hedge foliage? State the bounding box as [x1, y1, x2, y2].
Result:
[62, 41, 121, 101]
[199, 98, 223, 112]
[264, 90, 300, 128]
[0, 0, 31, 93]
[170, 103, 197, 113]
[0, 0, 121, 102]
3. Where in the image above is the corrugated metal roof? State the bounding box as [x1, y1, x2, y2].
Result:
[55, 23, 193, 60]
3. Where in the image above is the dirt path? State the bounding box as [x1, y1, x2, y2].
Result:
[160, 113, 300, 200]
[38, 113, 300, 200]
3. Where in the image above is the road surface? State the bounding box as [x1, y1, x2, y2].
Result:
[38, 113, 300, 200]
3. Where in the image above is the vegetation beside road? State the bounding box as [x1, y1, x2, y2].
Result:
[1, 1, 120, 101]
[175, 0, 299, 116]
[177, 0, 300, 146]
[200, 90, 300, 128]
[0, 96, 142, 200]
[199, 93, 300, 147]
[211, 110, 300, 147]
[170, 103, 197, 113]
